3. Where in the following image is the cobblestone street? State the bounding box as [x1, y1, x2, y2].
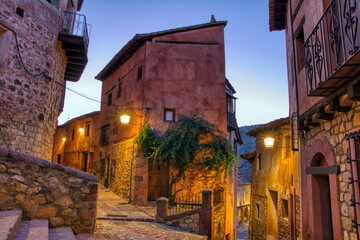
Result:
[236, 222, 249, 240]
[95, 185, 206, 240]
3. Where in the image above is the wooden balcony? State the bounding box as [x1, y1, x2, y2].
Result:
[305, 0, 360, 97]
[227, 111, 237, 130]
[58, 12, 89, 82]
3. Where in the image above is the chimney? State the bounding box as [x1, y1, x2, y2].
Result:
[210, 15, 217, 23]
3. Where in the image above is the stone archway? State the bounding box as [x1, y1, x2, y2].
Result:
[306, 139, 341, 240]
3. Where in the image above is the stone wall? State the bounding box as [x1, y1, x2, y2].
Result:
[296, 195, 300, 239]
[0, 146, 98, 234]
[249, 195, 267, 240]
[213, 203, 225, 240]
[0, 0, 68, 161]
[305, 101, 360, 239]
[165, 211, 200, 234]
[109, 139, 134, 198]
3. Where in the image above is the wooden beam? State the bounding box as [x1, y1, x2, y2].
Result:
[348, 81, 360, 100]
[316, 105, 333, 120]
[305, 115, 319, 127]
[329, 96, 351, 112]
[306, 166, 340, 175]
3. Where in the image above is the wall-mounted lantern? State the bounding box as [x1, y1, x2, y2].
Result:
[62, 137, 66, 142]
[79, 128, 84, 133]
[264, 137, 275, 148]
[120, 114, 131, 124]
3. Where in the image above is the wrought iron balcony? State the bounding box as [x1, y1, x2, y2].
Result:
[227, 111, 237, 130]
[305, 0, 360, 96]
[58, 11, 90, 82]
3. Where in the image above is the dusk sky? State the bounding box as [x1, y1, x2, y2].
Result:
[58, 0, 288, 126]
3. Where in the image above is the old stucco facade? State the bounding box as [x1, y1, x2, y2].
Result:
[246, 118, 300, 239]
[0, 0, 88, 161]
[270, 0, 360, 239]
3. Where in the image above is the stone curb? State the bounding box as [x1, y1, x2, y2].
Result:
[0, 146, 98, 182]
[97, 217, 155, 222]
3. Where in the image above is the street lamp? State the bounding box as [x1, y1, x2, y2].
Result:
[264, 137, 275, 148]
[120, 114, 131, 124]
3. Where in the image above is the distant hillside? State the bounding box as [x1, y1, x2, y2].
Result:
[237, 124, 262, 172]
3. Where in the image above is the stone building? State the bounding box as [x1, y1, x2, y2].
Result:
[244, 118, 300, 239]
[270, 0, 360, 239]
[0, 0, 89, 161]
[93, 16, 241, 239]
[52, 111, 100, 173]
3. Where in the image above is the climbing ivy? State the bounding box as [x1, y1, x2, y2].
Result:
[136, 112, 238, 200]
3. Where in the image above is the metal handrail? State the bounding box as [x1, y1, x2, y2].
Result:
[304, 0, 360, 95]
[62, 11, 90, 50]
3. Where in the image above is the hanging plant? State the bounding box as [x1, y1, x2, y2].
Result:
[136, 112, 237, 201]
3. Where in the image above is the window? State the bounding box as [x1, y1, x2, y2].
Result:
[82, 152, 88, 172]
[107, 93, 112, 106]
[85, 122, 90, 136]
[57, 154, 61, 164]
[16, 7, 24, 17]
[71, 129, 75, 140]
[256, 153, 261, 171]
[46, 0, 59, 8]
[295, 27, 305, 72]
[256, 203, 260, 219]
[164, 109, 175, 122]
[100, 125, 110, 145]
[117, 82, 122, 98]
[137, 66, 143, 81]
[281, 199, 289, 218]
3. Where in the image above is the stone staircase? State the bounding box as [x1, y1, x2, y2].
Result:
[0, 210, 95, 240]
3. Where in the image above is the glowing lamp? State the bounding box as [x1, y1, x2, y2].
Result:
[79, 128, 84, 133]
[62, 137, 66, 142]
[264, 137, 275, 148]
[120, 114, 130, 124]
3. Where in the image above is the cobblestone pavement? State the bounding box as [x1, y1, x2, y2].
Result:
[95, 185, 206, 240]
[236, 222, 249, 240]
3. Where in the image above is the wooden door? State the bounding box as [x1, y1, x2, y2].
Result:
[148, 162, 169, 201]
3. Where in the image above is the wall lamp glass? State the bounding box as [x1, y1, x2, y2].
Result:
[62, 137, 66, 142]
[79, 128, 84, 133]
[120, 114, 131, 124]
[264, 137, 275, 148]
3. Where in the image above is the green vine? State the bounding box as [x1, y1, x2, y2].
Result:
[136, 112, 238, 201]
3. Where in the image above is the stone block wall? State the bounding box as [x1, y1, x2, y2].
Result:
[213, 203, 225, 240]
[0, 0, 68, 161]
[249, 195, 267, 240]
[0, 147, 98, 234]
[165, 211, 200, 234]
[305, 102, 360, 239]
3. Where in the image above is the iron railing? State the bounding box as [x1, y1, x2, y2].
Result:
[304, 0, 360, 95]
[167, 189, 224, 216]
[62, 11, 90, 51]
[168, 192, 202, 216]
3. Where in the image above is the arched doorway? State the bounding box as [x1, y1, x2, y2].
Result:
[306, 139, 341, 240]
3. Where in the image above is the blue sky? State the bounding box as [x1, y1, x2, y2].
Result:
[58, 0, 289, 126]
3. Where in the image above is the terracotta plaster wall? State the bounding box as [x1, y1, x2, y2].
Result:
[144, 25, 226, 133]
[0, 0, 70, 161]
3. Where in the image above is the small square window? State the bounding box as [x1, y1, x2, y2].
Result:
[16, 7, 24, 18]
[164, 109, 175, 122]
[137, 66, 143, 81]
[107, 93, 112, 106]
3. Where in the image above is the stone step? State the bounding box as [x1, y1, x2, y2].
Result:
[75, 234, 96, 240]
[0, 210, 23, 240]
[13, 220, 49, 240]
[49, 227, 75, 240]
